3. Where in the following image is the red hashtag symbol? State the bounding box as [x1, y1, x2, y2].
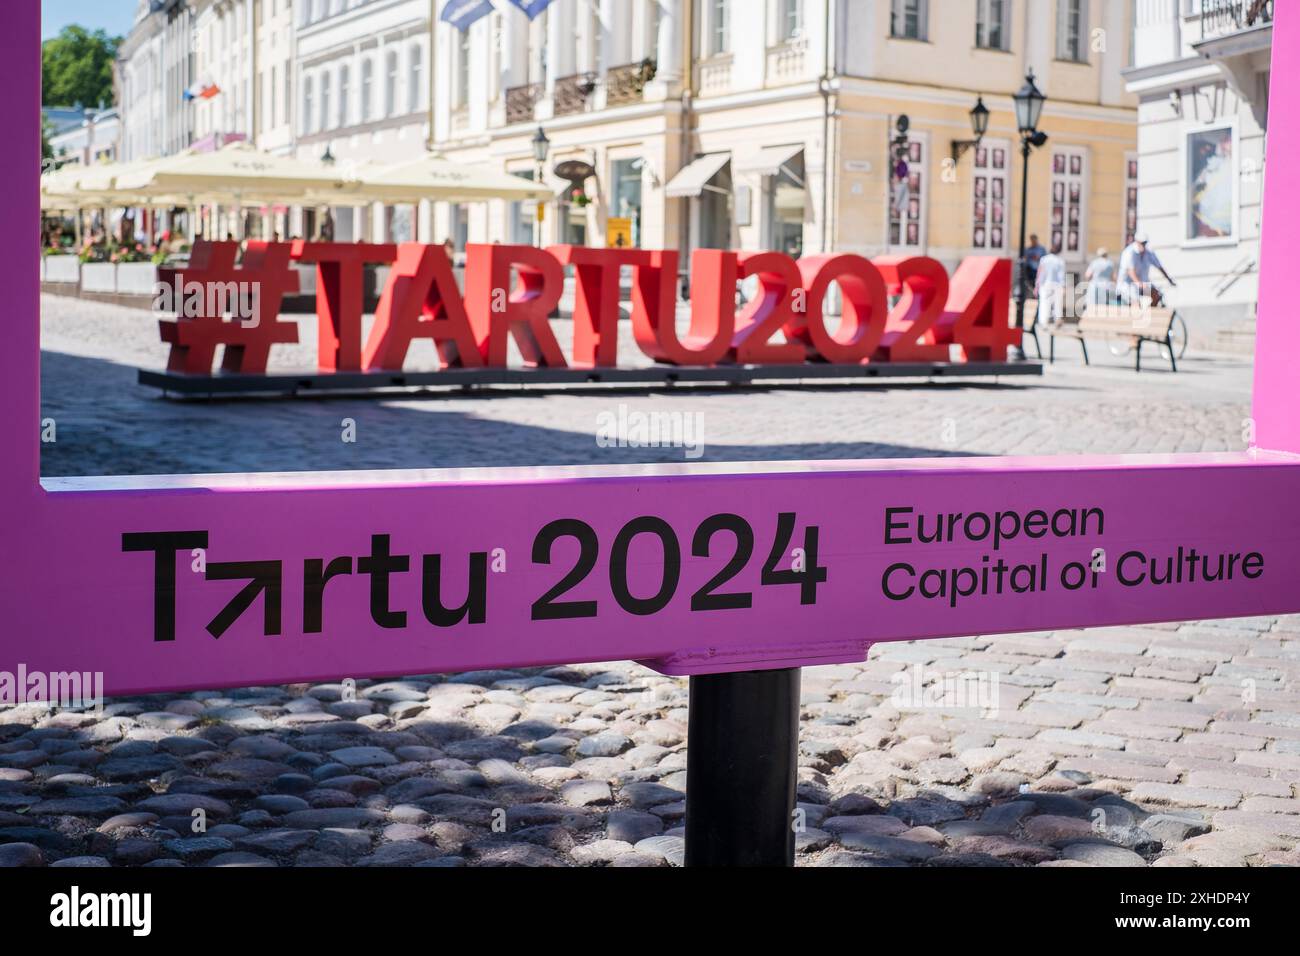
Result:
[159, 240, 300, 374]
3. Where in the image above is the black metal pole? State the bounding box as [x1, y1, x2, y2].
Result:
[685, 667, 800, 867]
[1014, 136, 1031, 353]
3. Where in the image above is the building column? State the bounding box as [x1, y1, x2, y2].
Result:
[644, 0, 682, 100]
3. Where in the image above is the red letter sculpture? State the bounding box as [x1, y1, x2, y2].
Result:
[730, 251, 804, 364]
[363, 242, 483, 371]
[158, 240, 300, 374]
[873, 255, 951, 362]
[463, 244, 567, 367]
[794, 254, 889, 364]
[942, 257, 1016, 361]
[551, 245, 653, 367]
[293, 240, 396, 371]
[633, 250, 734, 366]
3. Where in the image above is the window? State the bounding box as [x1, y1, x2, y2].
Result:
[891, 0, 928, 40]
[409, 44, 422, 114]
[320, 71, 331, 130]
[778, 0, 802, 42]
[1056, 0, 1088, 62]
[509, 169, 536, 245]
[360, 58, 372, 122]
[339, 64, 350, 127]
[971, 140, 1009, 250]
[888, 137, 926, 247]
[385, 51, 398, 116]
[766, 150, 806, 258]
[303, 74, 314, 133]
[1049, 146, 1088, 258]
[1124, 154, 1138, 246]
[456, 30, 470, 109]
[611, 158, 644, 248]
[708, 0, 730, 56]
[448, 204, 470, 252]
[976, 0, 1010, 51]
[270, 65, 278, 127]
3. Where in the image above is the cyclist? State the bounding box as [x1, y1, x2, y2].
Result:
[1117, 231, 1177, 307]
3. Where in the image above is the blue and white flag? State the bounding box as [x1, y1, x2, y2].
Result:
[504, 0, 555, 20]
[441, 0, 495, 30]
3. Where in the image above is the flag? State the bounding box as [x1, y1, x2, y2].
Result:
[184, 78, 221, 101]
[441, 0, 495, 30]
[504, 0, 554, 19]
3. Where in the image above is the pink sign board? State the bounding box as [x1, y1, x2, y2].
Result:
[7, 3, 1298, 697]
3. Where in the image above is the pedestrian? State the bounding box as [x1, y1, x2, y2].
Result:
[1035, 241, 1067, 326]
[1023, 233, 1047, 292]
[1084, 246, 1115, 307]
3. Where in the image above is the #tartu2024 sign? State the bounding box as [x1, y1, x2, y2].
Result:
[153, 240, 1019, 375]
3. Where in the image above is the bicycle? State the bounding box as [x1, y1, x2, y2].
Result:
[1104, 286, 1187, 361]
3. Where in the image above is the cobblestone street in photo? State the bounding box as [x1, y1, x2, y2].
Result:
[3, 294, 1294, 869]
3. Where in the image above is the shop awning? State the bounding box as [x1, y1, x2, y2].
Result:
[665, 153, 731, 198]
[738, 144, 805, 178]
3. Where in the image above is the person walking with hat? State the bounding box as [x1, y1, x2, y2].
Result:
[1085, 246, 1116, 307]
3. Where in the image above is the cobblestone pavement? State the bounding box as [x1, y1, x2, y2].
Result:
[2, 294, 1293, 868]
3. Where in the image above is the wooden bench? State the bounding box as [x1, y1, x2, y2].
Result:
[1027, 300, 1177, 373]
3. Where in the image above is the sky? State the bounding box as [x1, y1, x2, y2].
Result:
[42, 0, 138, 41]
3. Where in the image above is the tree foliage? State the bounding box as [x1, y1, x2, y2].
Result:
[42, 26, 120, 109]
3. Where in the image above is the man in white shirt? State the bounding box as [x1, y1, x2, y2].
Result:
[1117, 231, 1177, 306]
[1035, 242, 1068, 325]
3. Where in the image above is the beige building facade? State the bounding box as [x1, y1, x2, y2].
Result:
[430, 0, 1137, 277]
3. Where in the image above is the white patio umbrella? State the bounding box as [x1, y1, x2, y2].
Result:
[334, 154, 553, 204]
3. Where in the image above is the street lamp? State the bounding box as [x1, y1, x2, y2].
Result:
[949, 96, 990, 164]
[531, 126, 550, 246]
[320, 144, 336, 166]
[1011, 69, 1049, 358]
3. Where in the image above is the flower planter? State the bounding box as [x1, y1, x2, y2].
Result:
[80, 261, 117, 293]
[116, 262, 160, 296]
[42, 255, 80, 285]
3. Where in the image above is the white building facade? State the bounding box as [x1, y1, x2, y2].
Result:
[1125, 0, 1271, 350]
[293, 0, 433, 241]
[118, 0, 197, 161]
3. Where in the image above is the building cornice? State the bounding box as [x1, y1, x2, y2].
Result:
[835, 76, 1136, 123]
[1121, 57, 1224, 96]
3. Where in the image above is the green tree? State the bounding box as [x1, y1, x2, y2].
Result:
[41, 26, 121, 109]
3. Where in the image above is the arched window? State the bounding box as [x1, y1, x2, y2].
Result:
[320, 71, 332, 130]
[303, 74, 315, 133]
[456, 30, 470, 108]
[408, 44, 422, 114]
[339, 64, 351, 127]
[360, 58, 373, 122]
[385, 50, 398, 116]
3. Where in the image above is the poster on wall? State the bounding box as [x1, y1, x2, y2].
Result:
[1187, 126, 1235, 240]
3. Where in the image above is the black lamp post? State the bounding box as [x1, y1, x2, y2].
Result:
[531, 126, 550, 246]
[1011, 69, 1048, 359]
[950, 96, 990, 164]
